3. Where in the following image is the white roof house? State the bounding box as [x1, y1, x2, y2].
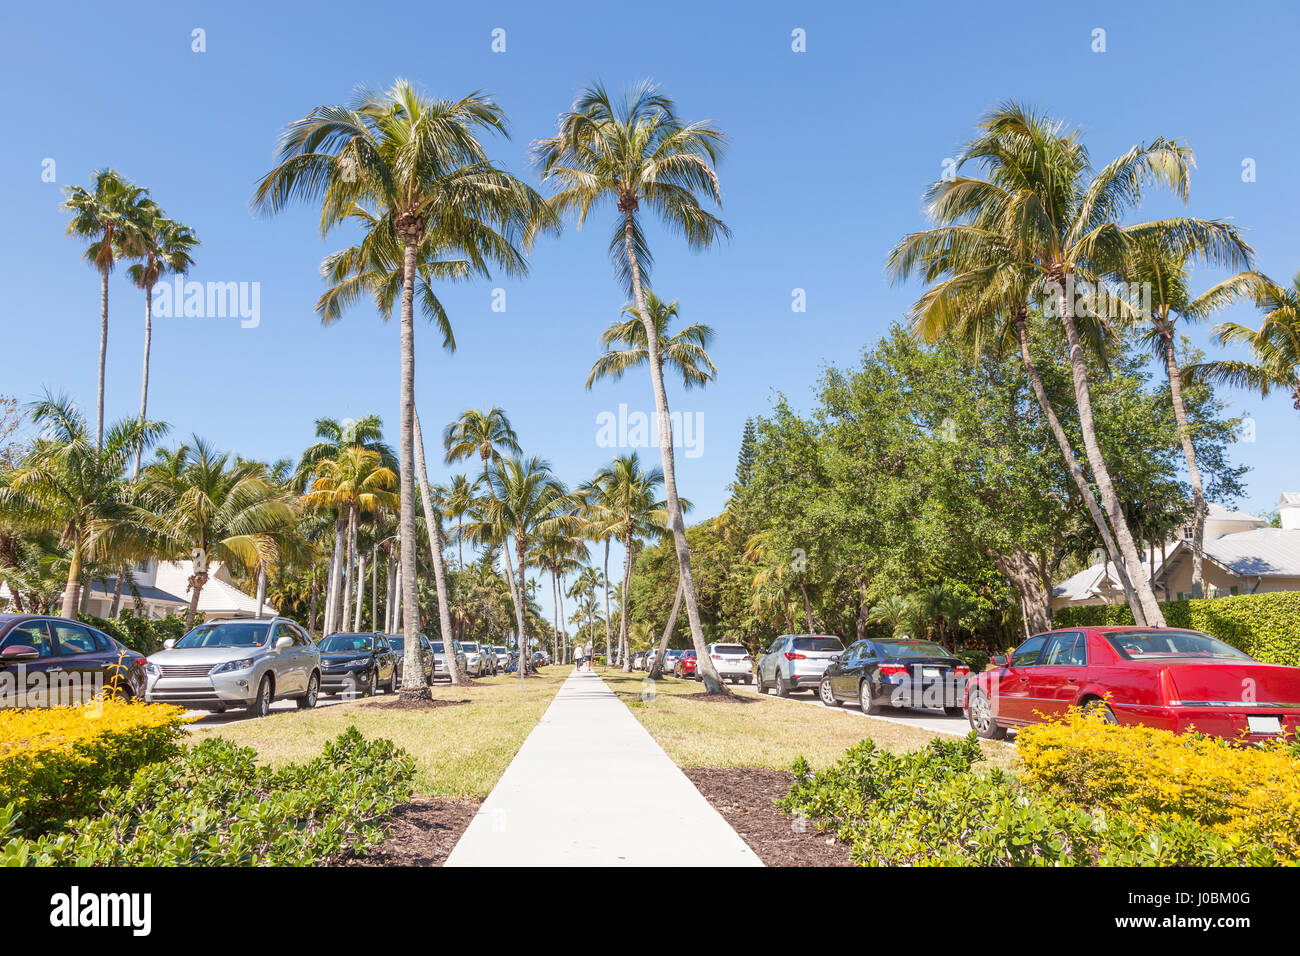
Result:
[1052, 496, 1300, 610]
[1, 559, 273, 621]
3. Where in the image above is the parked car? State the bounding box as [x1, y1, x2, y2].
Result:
[146, 617, 320, 716]
[678, 649, 697, 678]
[430, 640, 467, 682]
[756, 634, 846, 697]
[631, 649, 647, 670]
[492, 645, 510, 670]
[819, 638, 968, 715]
[317, 632, 399, 697]
[388, 632, 434, 686]
[458, 641, 490, 677]
[533, 650, 548, 667]
[661, 648, 687, 675]
[0, 614, 148, 706]
[966, 626, 1300, 743]
[704, 642, 754, 684]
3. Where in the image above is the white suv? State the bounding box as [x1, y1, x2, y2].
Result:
[704, 642, 754, 684]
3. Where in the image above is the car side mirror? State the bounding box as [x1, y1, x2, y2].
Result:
[992, 655, 1007, 667]
[275, 636, 294, 649]
[1, 645, 38, 663]
[163, 638, 176, 650]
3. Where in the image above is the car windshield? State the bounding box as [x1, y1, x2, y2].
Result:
[462, 643, 479, 651]
[388, 637, 405, 650]
[680, 650, 696, 658]
[1105, 630, 1252, 661]
[874, 640, 951, 659]
[430, 642, 445, 653]
[791, 637, 844, 653]
[493, 646, 506, 653]
[713, 644, 747, 655]
[319, 634, 373, 652]
[176, 621, 270, 649]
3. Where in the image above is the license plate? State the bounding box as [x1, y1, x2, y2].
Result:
[1247, 715, 1282, 735]
[922, 668, 940, 678]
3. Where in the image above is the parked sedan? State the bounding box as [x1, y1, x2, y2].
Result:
[966, 626, 1300, 742]
[678, 650, 697, 678]
[756, 634, 846, 697]
[317, 632, 398, 697]
[460, 641, 491, 677]
[492, 645, 510, 670]
[819, 638, 969, 715]
[388, 633, 434, 686]
[146, 617, 320, 716]
[704, 642, 754, 684]
[430, 640, 467, 682]
[0, 614, 148, 706]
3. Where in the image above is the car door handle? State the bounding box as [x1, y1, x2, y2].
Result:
[1067, 677, 1077, 683]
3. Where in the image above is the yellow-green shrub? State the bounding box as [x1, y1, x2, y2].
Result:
[1018, 710, 1300, 862]
[0, 699, 191, 836]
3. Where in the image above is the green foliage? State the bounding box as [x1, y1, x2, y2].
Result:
[954, 649, 991, 673]
[778, 731, 1281, 866]
[1053, 590, 1300, 666]
[1, 727, 414, 866]
[79, 611, 191, 655]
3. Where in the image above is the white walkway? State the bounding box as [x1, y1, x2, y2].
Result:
[445, 670, 762, 867]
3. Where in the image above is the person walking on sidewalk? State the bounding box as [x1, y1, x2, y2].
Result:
[574, 643, 585, 672]
[584, 642, 594, 671]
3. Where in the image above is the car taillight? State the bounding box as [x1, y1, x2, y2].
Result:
[131, 657, 147, 669]
[783, 652, 806, 661]
[878, 664, 909, 676]
[954, 666, 970, 677]
[742, 656, 751, 662]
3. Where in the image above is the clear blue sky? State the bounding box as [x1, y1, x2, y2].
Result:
[2, 0, 1297, 627]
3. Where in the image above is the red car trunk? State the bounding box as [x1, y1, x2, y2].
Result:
[1164, 663, 1300, 706]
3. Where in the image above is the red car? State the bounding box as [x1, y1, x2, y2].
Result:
[965, 626, 1300, 743]
[678, 650, 698, 678]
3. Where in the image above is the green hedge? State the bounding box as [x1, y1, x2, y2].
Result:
[1053, 590, 1300, 666]
[79, 612, 192, 656]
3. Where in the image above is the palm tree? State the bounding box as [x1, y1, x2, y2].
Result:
[63, 170, 149, 449]
[586, 290, 717, 390]
[887, 103, 1246, 627]
[472, 456, 580, 683]
[1122, 237, 1253, 597]
[1187, 271, 1300, 412]
[125, 207, 200, 476]
[137, 439, 295, 627]
[577, 481, 618, 665]
[0, 394, 165, 617]
[534, 81, 729, 687]
[413, 408, 465, 684]
[530, 531, 589, 663]
[301, 447, 398, 634]
[444, 474, 479, 568]
[253, 81, 553, 700]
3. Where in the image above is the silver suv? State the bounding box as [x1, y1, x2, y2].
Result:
[146, 617, 320, 716]
[756, 634, 845, 698]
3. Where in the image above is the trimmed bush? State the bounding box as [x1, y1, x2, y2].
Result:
[1053, 590, 1300, 666]
[79, 612, 192, 656]
[1018, 711, 1300, 861]
[0, 699, 191, 836]
[955, 649, 991, 673]
[0, 727, 415, 866]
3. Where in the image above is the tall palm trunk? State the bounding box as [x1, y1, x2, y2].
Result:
[550, 571, 560, 664]
[397, 233, 429, 699]
[256, 563, 267, 617]
[515, 536, 529, 687]
[602, 538, 613, 664]
[556, 572, 568, 664]
[324, 515, 345, 634]
[60, 530, 82, 619]
[341, 507, 358, 630]
[371, 544, 379, 631]
[622, 212, 725, 693]
[96, 268, 109, 451]
[1014, 312, 1144, 623]
[185, 569, 208, 629]
[647, 574, 683, 679]
[385, 547, 397, 632]
[414, 408, 465, 684]
[1054, 284, 1165, 626]
[1160, 328, 1207, 598]
[134, 282, 154, 475]
[353, 552, 365, 630]
[618, 533, 634, 673]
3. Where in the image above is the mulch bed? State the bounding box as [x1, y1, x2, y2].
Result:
[680, 691, 756, 704]
[366, 696, 470, 711]
[685, 767, 855, 867]
[343, 797, 480, 866]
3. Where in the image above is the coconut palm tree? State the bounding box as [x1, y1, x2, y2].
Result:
[530, 531, 589, 663]
[472, 456, 580, 682]
[444, 474, 479, 568]
[0, 394, 166, 617]
[1186, 271, 1300, 413]
[534, 81, 729, 686]
[125, 207, 200, 476]
[586, 290, 717, 390]
[253, 81, 553, 699]
[63, 170, 150, 450]
[887, 103, 1247, 627]
[413, 408, 465, 684]
[576, 480, 618, 665]
[1120, 236, 1253, 597]
[301, 447, 398, 634]
[137, 439, 295, 627]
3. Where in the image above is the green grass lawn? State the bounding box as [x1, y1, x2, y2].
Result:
[188, 668, 567, 798]
[597, 666, 1018, 772]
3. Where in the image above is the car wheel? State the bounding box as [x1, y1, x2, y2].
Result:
[297, 672, 319, 710]
[1083, 698, 1118, 724]
[819, 678, 841, 707]
[249, 675, 273, 717]
[363, 669, 377, 698]
[968, 689, 1007, 739]
[385, 668, 398, 693]
[859, 679, 882, 715]
[756, 672, 767, 694]
[776, 672, 790, 698]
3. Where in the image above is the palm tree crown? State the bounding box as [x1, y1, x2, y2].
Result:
[587, 290, 717, 390]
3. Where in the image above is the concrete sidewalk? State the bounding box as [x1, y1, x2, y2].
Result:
[445, 669, 762, 867]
